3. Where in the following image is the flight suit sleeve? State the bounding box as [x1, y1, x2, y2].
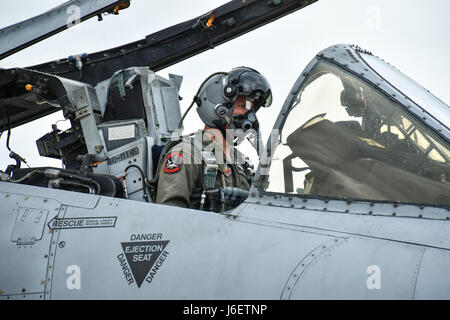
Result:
[155, 143, 202, 208]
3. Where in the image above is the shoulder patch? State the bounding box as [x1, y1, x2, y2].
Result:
[164, 152, 183, 173]
[224, 164, 232, 177]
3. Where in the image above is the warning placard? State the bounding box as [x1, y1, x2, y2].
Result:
[119, 239, 170, 288]
[47, 216, 117, 230]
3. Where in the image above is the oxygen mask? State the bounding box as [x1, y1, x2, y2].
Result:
[229, 110, 259, 131]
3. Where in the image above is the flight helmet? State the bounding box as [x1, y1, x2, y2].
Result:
[195, 67, 272, 130]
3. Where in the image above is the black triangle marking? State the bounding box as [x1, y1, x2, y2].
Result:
[121, 240, 169, 288]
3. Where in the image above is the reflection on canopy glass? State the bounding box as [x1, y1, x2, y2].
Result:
[265, 61, 450, 205]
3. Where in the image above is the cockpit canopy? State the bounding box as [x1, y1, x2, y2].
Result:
[261, 54, 450, 206]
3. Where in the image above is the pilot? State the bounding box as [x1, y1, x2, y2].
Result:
[154, 67, 272, 211]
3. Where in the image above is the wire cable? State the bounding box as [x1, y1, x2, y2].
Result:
[124, 164, 149, 202]
[177, 71, 227, 130]
[2, 106, 30, 168]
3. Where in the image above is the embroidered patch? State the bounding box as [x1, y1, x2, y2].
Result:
[164, 152, 183, 173]
[224, 165, 232, 177]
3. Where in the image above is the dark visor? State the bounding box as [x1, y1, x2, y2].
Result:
[228, 69, 273, 111]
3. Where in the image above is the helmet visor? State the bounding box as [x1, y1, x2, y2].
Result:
[229, 69, 273, 111]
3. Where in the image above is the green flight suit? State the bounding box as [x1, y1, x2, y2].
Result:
[155, 135, 251, 210]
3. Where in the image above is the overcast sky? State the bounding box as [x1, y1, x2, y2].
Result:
[1, 0, 449, 169]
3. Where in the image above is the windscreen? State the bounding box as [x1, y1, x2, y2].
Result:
[264, 61, 450, 205]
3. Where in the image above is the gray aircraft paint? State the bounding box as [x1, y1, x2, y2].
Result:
[0, 2, 449, 300]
